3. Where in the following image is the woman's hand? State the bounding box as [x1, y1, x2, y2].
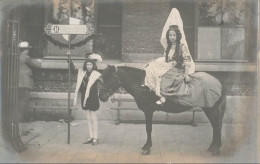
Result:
[184, 74, 191, 83]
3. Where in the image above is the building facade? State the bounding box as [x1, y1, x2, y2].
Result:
[1, 0, 258, 122]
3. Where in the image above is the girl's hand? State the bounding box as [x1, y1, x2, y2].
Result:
[184, 74, 191, 83]
[66, 50, 71, 56]
[66, 50, 71, 62]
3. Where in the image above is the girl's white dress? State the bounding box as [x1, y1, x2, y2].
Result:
[144, 43, 195, 97]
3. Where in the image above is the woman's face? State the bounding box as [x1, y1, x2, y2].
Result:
[86, 62, 94, 72]
[168, 30, 177, 43]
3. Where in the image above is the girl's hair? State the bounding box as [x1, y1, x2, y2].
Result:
[83, 59, 97, 71]
[165, 25, 182, 62]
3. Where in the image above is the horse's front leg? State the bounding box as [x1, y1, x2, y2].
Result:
[141, 111, 154, 155]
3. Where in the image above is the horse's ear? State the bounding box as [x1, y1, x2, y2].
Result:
[107, 64, 113, 70]
[107, 64, 116, 72]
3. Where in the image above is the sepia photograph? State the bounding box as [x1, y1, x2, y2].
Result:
[0, 0, 259, 163]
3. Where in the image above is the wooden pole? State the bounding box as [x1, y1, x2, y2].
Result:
[67, 35, 71, 144]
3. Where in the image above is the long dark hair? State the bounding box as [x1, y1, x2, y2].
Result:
[83, 59, 97, 71]
[165, 25, 182, 62]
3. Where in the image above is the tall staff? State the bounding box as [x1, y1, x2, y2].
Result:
[67, 35, 71, 144]
[45, 23, 93, 144]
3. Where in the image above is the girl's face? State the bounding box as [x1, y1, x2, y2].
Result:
[86, 62, 94, 72]
[169, 30, 177, 43]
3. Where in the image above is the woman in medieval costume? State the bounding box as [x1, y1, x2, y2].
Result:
[144, 8, 195, 105]
[68, 52, 102, 145]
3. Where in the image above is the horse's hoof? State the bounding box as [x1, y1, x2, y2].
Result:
[141, 144, 151, 150]
[207, 145, 214, 152]
[207, 144, 219, 152]
[141, 149, 151, 155]
[211, 149, 220, 156]
[141, 146, 146, 150]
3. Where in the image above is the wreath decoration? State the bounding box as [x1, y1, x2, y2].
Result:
[44, 23, 96, 49]
[44, 33, 96, 49]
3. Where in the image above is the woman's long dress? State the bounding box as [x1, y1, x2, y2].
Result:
[144, 43, 194, 97]
[145, 43, 222, 108]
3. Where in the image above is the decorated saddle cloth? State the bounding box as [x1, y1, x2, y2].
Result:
[160, 68, 222, 108]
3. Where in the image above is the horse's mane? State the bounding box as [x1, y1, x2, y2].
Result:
[102, 65, 145, 84]
[118, 66, 145, 81]
[118, 66, 145, 76]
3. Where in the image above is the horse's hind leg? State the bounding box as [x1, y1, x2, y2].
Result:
[202, 95, 226, 156]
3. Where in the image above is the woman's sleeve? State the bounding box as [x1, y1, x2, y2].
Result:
[26, 57, 42, 68]
[180, 44, 192, 67]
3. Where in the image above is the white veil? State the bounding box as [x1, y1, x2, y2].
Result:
[160, 8, 188, 51]
[160, 8, 195, 74]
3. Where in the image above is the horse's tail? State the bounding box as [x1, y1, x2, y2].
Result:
[221, 84, 227, 97]
[210, 85, 227, 113]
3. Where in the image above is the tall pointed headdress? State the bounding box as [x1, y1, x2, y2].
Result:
[160, 8, 189, 51]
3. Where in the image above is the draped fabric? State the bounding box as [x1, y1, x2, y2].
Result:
[73, 69, 101, 107]
[161, 8, 187, 50]
[161, 71, 222, 108]
[144, 43, 194, 96]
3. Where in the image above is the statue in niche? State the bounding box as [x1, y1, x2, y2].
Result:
[71, 0, 84, 22]
[199, 0, 222, 26]
[52, 0, 94, 25]
[57, 0, 71, 23]
[222, 0, 245, 26]
[85, 0, 94, 23]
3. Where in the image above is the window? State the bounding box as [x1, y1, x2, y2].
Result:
[196, 0, 257, 62]
[96, 0, 122, 60]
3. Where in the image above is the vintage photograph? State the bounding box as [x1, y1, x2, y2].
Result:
[0, 0, 259, 163]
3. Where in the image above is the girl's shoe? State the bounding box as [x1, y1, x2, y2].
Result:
[156, 96, 166, 105]
[92, 138, 99, 145]
[83, 138, 93, 144]
[156, 100, 163, 105]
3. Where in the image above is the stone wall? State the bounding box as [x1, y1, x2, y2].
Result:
[33, 69, 77, 92]
[32, 68, 257, 96]
[121, 0, 170, 60]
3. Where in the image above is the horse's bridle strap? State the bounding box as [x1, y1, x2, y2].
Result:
[100, 65, 121, 99]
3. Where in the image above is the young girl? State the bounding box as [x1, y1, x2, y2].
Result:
[69, 52, 102, 145]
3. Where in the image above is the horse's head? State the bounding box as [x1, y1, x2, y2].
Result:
[99, 65, 121, 102]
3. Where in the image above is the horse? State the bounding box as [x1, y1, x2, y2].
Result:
[99, 65, 226, 156]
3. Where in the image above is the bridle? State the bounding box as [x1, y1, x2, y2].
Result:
[100, 66, 121, 100]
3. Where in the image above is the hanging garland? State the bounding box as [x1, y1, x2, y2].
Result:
[44, 33, 97, 49]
